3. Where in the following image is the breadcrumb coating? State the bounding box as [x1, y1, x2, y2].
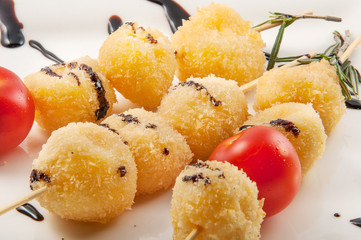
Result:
[158, 75, 248, 160]
[101, 108, 193, 195]
[172, 3, 265, 85]
[24, 56, 116, 131]
[171, 160, 264, 240]
[30, 122, 137, 223]
[99, 22, 176, 110]
[253, 60, 346, 134]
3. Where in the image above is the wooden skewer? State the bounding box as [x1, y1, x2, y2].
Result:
[0, 186, 47, 216]
[253, 10, 314, 32]
[185, 227, 202, 240]
[239, 51, 318, 93]
[184, 37, 361, 238]
[339, 33, 361, 64]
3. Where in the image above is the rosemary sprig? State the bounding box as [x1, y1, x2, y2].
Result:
[274, 31, 360, 101]
[257, 12, 342, 71]
[267, 20, 287, 70]
[253, 12, 341, 31]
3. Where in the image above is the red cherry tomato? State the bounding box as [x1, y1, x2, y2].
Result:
[209, 126, 301, 217]
[0, 66, 35, 153]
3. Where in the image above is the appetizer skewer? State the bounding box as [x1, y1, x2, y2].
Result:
[24, 56, 116, 132]
[101, 108, 193, 195]
[0, 51, 333, 217]
[0, 2, 359, 240]
[181, 33, 361, 240]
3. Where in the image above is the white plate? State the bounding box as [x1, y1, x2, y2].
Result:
[1, 0, 361, 239]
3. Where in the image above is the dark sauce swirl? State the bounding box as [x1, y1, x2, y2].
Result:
[16, 203, 44, 221]
[182, 172, 211, 186]
[146, 0, 190, 33]
[117, 166, 127, 177]
[270, 119, 300, 138]
[98, 123, 119, 135]
[79, 64, 109, 120]
[0, 0, 24, 48]
[29, 40, 64, 64]
[345, 98, 361, 110]
[108, 15, 123, 35]
[118, 113, 140, 124]
[350, 217, 361, 228]
[175, 81, 222, 107]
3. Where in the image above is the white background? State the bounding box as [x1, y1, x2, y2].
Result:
[0, 0, 361, 239]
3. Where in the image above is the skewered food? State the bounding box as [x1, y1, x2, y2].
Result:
[29, 122, 137, 223]
[171, 160, 265, 240]
[172, 3, 265, 85]
[158, 75, 248, 160]
[253, 60, 346, 134]
[99, 22, 176, 110]
[24, 56, 116, 131]
[240, 102, 327, 177]
[101, 108, 193, 195]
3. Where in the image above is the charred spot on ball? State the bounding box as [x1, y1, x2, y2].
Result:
[238, 124, 255, 132]
[145, 123, 157, 129]
[270, 119, 300, 138]
[117, 166, 127, 177]
[175, 81, 222, 107]
[40, 66, 62, 78]
[119, 113, 140, 124]
[98, 123, 119, 135]
[163, 147, 170, 155]
[30, 169, 51, 190]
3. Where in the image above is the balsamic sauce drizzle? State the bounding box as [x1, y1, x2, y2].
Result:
[345, 98, 361, 110]
[16, 203, 44, 221]
[0, 0, 24, 48]
[350, 217, 361, 228]
[79, 64, 110, 120]
[146, 0, 190, 33]
[270, 119, 301, 138]
[176, 81, 222, 107]
[29, 40, 64, 64]
[108, 15, 123, 34]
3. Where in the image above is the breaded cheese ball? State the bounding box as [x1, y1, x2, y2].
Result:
[24, 56, 116, 131]
[171, 160, 265, 240]
[172, 3, 265, 85]
[101, 108, 193, 195]
[239, 103, 327, 177]
[29, 122, 137, 223]
[253, 60, 346, 134]
[158, 75, 248, 160]
[99, 22, 176, 110]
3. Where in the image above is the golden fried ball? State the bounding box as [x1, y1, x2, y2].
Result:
[158, 75, 248, 160]
[172, 3, 265, 85]
[101, 108, 193, 195]
[171, 160, 265, 240]
[99, 22, 176, 110]
[30, 122, 137, 223]
[253, 60, 346, 134]
[24, 56, 116, 132]
[240, 102, 327, 177]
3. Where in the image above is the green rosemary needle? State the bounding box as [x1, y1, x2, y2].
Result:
[256, 12, 342, 71]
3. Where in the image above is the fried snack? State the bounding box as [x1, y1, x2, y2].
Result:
[253, 60, 346, 134]
[30, 122, 137, 223]
[99, 22, 176, 110]
[171, 160, 265, 240]
[158, 75, 248, 160]
[172, 3, 265, 85]
[101, 108, 193, 195]
[24, 56, 116, 131]
[240, 102, 327, 177]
